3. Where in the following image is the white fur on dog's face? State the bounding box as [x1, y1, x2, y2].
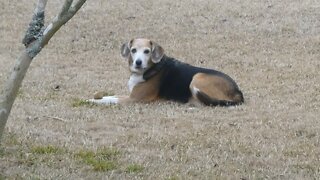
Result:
[121, 38, 165, 74]
[129, 39, 152, 74]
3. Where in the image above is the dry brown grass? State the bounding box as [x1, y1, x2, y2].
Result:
[1, 0, 320, 179]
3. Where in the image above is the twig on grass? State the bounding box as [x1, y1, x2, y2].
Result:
[43, 115, 67, 122]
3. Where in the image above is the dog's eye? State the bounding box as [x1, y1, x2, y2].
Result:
[131, 48, 137, 53]
[144, 49, 150, 54]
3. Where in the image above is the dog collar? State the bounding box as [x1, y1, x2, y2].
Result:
[143, 58, 167, 80]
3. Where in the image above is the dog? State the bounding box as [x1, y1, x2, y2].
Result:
[88, 38, 244, 106]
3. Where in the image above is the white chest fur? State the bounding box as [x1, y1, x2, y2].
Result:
[128, 74, 145, 92]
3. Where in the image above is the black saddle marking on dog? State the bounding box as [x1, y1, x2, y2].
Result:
[143, 55, 243, 105]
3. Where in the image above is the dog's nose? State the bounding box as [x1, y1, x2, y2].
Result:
[135, 60, 142, 66]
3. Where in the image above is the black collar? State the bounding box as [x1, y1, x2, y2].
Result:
[143, 57, 167, 80]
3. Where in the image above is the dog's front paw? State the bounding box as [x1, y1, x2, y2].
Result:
[87, 96, 119, 105]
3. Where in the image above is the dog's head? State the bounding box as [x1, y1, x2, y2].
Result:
[120, 38, 164, 74]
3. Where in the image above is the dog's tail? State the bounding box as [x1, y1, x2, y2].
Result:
[196, 90, 244, 106]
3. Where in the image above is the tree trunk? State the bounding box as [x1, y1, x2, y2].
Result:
[0, 0, 87, 144]
[0, 51, 32, 141]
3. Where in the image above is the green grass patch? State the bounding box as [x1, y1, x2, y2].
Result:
[0, 174, 7, 180]
[71, 98, 94, 107]
[75, 148, 120, 171]
[31, 145, 62, 154]
[2, 133, 142, 174]
[0, 148, 4, 157]
[92, 161, 117, 171]
[125, 164, 144, 173]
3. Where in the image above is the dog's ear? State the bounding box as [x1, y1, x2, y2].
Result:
[120, 39, 133, 58]
[151, 41, 164, 63]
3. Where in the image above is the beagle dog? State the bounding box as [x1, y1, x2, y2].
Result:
[88, 38, 244, 106]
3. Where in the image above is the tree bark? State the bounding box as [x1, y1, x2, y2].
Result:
[0, 0, 87, 144]
[0, 52, 32, 141]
